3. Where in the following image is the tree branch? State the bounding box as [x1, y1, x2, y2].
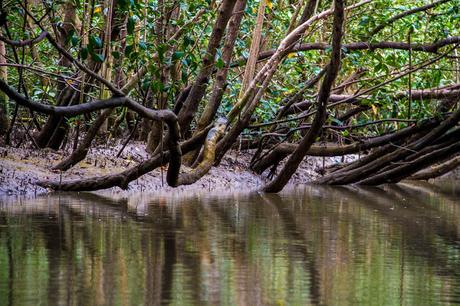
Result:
[0, 31, 48, 47]
[0, 79, 182, 187]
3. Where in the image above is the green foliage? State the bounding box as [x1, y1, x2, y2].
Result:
[1, 0, 459, 134]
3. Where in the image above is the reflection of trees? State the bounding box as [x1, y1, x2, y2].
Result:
[334, 186, 460, 290]
[261, 194, 321, 305]
[0, 186, 460, 305]
[1, 213, 14, 306]
[358, 185, 460, 251]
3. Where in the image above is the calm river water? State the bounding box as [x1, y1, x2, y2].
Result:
[0, 182, 460, 305]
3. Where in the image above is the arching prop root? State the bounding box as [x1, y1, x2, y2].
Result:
[0, 78, 183, 188]
[52, 108, 114, 171]
[173, 118, 227, 186]
[316, 105, 460, 185]
[37, 118, 226, 191]
[36, 123, 219, 192]
[252, 118, 439, 175]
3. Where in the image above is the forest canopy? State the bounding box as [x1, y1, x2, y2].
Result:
[0, 0, 460, 192]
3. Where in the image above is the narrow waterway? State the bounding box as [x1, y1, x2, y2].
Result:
[1, 181, 460, 305]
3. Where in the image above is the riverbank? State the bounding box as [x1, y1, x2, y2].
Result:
[0, 142, 358, 196]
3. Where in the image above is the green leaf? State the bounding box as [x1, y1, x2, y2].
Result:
[183, 36, 194, 47]
[139, 41, 147, 50]
[127, 16, 136, 34]
[91, 53, 105, 63]
[216, 57, 225, 69]
[330, 117, 344, 126]
[112, 51, 120, 59]
[142, 78, 151, 91]
[152, 80, 164, 92]
[125, 44, 134, 57]
[129, 51, 138, 60]
[172, 51, 184, 61]
[157, 44, 168, 62]
[71, 35, 79, 47]
[80, 47, 89, 60]
[89, 35, 102, 49]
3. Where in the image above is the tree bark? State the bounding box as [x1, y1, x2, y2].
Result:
[0, 78, 183, 186]
[183, 0, 247, 165]
[195, 0, 247, 132]
[37, 126, 212, 191]
[318, 99, 460, 185]
[410, 155, 460, 180]
[174, 119, 227, 186]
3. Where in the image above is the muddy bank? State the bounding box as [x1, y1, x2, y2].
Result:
[0, 142, 357, 196]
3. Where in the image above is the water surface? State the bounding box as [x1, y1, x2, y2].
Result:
[1, 182, 460, 305]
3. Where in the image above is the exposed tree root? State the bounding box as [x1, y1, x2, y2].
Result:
[5, 0, 460, 194]
[53, 108, 114, 171]
[36, 126, 211, 191]
[0, 78, 183, 187]
[252, 119, 437, 175]
[317, 104, 460, 185]
[359, 140, 460, 185]
[174, 118, 227, 186]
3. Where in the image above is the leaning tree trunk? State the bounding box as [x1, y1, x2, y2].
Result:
[317, 97, 460, 185]
[214, 0, 326, 166]
[173, 119, 227, 186]
[53, 108, 113, 170]
[183, 0, 247, 165]
[34, 0, 79, 149]
[263, 0, 345, 193]
[177, 0, 237, 133]
[0, 41, 9, 136]
[37, 126, 212, 191]
[360, 138, 460, 185]
[53, 9, 129, 170]
[252, 117, 438, 175]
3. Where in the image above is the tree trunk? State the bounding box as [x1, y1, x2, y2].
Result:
[184, 0, 247, 165]
[263, 0, 345, 192]
[177, 0, 237, 132]
[0, 41, 9, 136]
[34, 0, 79, 149]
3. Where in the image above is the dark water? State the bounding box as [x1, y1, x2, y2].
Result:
[1, 182, 460, 305]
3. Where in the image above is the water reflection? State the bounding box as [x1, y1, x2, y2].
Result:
[1, 183, 460, 305]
